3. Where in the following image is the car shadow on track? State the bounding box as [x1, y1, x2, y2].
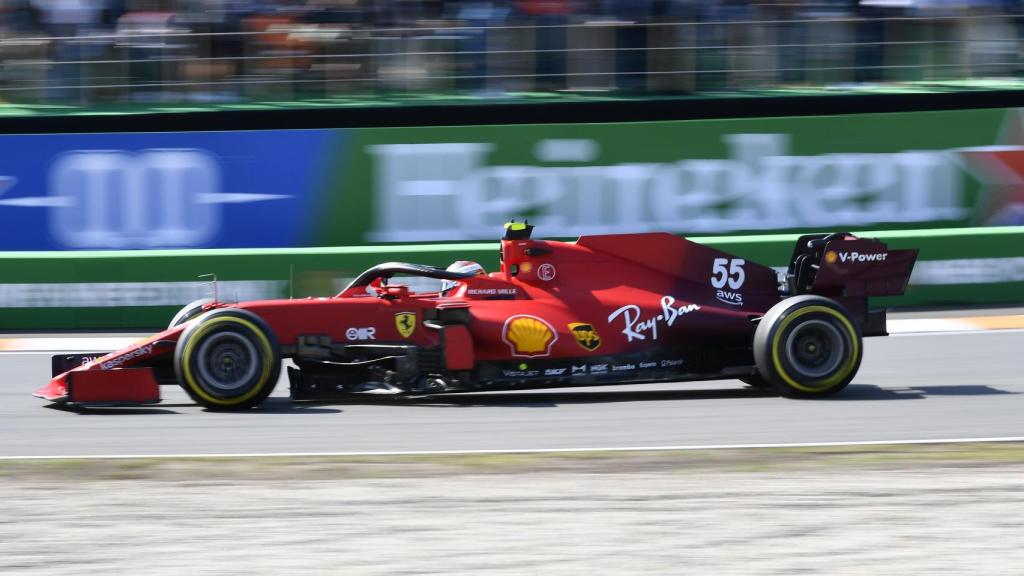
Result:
[827, 384, 1017, 401]
[305, 384, 1017, 408]
[236, 398, 342, 414]
[46, 385, 1014, 413]
[323, 387, 780, 408]
[47, 404, 180, 415]
[46, 398, 343, 415]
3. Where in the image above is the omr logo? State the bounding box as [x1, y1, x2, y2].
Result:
[346, 327, 376, 341]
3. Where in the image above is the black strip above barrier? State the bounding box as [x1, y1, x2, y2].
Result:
[3, 90, 1024, 134]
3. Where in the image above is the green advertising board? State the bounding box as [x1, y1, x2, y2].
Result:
[319, 107, 1024, 245]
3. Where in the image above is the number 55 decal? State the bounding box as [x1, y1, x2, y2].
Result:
[711, 258, 745, 289]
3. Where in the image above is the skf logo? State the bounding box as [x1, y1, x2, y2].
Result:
[838, 251, 889, 263]
[825, 251, 838, 264]
[395, 312, 416, 338]
[346, 327, 376, 341]
[568, 323, 601, 351]
[502, 315, 557, 357]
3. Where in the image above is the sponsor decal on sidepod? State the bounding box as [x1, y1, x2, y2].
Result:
[346, 327, 377, 341]
[568, 322, 602, 351]
[607, 296, 700, 343]
[100, 344, 154, 370]
[502, 315, 558, 357]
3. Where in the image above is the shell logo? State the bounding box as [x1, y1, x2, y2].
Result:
[824, 250, 838, 264]
[502, 315, 558, 357]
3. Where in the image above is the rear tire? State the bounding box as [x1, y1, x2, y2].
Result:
[753, 295, 862, 398]
[174, 308, 280, 410]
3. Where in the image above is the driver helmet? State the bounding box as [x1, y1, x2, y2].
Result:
[440, 260, 485, 296]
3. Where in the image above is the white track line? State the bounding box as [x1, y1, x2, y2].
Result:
[3, 436, 1024, 461]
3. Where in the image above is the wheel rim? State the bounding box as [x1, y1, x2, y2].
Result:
[195, 331, 260, 394]
[784, 319, 845, 379]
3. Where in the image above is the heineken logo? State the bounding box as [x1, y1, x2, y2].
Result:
[368, 135, 976, 242]
[366, 111, 1024, 242]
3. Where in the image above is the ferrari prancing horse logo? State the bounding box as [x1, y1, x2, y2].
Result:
[568, 323, 601, 351]
[395, 312, 417, 338]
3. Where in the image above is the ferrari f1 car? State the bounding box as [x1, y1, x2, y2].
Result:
[35, 222, 917, 410]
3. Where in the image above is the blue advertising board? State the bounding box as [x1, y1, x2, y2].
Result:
[0, 129, 342, 250]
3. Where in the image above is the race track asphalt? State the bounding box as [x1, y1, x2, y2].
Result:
[1, 329, 1021, 457]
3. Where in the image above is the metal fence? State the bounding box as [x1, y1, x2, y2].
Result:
[1, 13, 1021, 104]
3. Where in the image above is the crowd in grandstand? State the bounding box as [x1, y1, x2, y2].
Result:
[1, 0, 1022, 102]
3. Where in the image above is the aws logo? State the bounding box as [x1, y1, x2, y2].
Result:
[716, 290, 743, 306]
[568, 322, 601, 351]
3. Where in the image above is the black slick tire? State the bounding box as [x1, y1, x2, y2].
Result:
[169, 297, 215, 328]
[174, 308, 281, 410]
[753, 295, 862, 398]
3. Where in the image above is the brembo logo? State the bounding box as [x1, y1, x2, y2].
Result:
[100, 344, 153, 370]
[838, 251, 889, 263]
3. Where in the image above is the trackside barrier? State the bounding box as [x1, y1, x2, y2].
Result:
[0, 226, 1020, 330]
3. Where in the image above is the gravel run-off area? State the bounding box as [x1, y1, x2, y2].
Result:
[2, 445, 1023, 575]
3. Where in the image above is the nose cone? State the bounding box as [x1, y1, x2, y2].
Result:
[34, 374, 68, 402]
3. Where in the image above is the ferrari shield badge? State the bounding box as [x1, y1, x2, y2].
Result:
[395, 312, 417, 338]
[568, 323, 601, 351]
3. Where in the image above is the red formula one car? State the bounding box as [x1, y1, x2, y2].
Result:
[35, 222, 917, 410]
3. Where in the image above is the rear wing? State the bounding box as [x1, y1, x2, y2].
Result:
[785, 232, 918, 335]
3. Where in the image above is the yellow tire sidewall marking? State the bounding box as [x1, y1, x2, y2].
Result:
[770, 305, 859, 393]
[181, 316, 274, 406]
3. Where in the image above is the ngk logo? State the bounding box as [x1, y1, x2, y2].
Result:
[837, 251, 889, 263]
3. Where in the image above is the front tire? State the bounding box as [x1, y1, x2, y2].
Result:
[753, 295, 862, 398]
[169, 297, 215, 328]
[174, 308, 281, 410]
